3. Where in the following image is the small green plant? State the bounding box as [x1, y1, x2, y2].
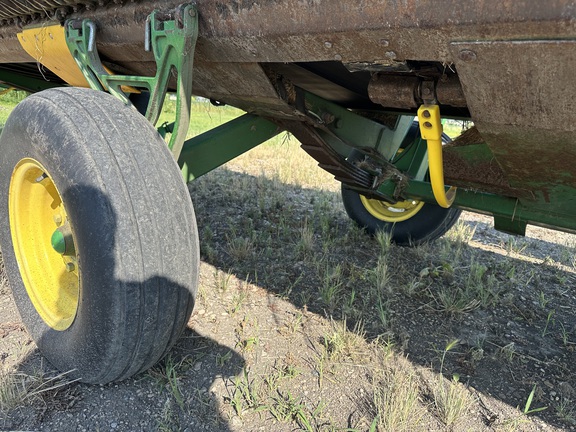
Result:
[216, 350, 233, 367]
[225, 368, 265, 418]
[215, 270, 233, 292]
[296, 217, 315, 257]
[376, 297, 392, 330]
[228, 290, 248, 315]
[541, 310, 555, 337]
[523, 384, 547, 415]
[430, 339, 472, 427]
[319, 263, 344, 315]
[227, 235, 255, 261]
[538, 291, 549, 309]
[375, 230, 393, 257]
[267, 390, 314, 431]
[372, 365, 425, 432]
[554, 396, 576, 425]
[149, 354, 187, 409]
[373, 257, 390, 295]
[499, 342, 517, 363]
[322, 319, 366, 362]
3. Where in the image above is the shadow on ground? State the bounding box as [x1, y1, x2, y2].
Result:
[187, 167, 576, 430]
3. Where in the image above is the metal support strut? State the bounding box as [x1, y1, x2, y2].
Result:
[417, 104, 457, 208]
[65, 3, 198, 160]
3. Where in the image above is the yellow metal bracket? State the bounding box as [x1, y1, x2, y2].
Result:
[417, 104, 457, 208]
[18, 24, 90, 87]
[17, 24, 137, 93]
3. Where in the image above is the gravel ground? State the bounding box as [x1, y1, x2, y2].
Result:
[1, 165, 575, 431]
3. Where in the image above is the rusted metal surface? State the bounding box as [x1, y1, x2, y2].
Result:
[368, 75, 418, 109]
[435, 75, 466, 107]
[368, 73, 467, 109]
[0, 1, 574, 65]
[450, 40, 576, 194]
[0, 1, 572, 115]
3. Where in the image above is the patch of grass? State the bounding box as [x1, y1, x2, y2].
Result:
[427, 259, 499, 314]
[267, 390, 317, 431]
[296, 217, 315, 258]
[148, 354, 191, 410]
[0, 367, 79, 412]
[318, 263, 344, 315]
[372, 362, 426, 432]
[322, 319, 366, 363]
[225, 368, 265, 418]
[227, 235, 255, 262]
[429, 340, 472, 427]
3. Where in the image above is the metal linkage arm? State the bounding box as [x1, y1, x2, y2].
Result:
[65, 3, 198, 160]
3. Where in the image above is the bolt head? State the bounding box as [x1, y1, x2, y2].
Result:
[65, 262, 76, 272]
[53, 214, 63, 226]
[458, 49, 477, 62]
[324, 41, 332, 49]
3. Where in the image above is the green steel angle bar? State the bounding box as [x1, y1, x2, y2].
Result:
[65, 3, 198, 159]
[178, 114, 282, 182]
[303, 91, 413, 160]
[0, 69, 61, 93]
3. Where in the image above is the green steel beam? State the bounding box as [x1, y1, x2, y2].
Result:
[178, 114, 282, 182]
[304, 91, 414, 159]
[298, 90, 576, 235]
[0, 70, 61, 93]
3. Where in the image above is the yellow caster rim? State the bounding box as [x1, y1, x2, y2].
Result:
[8, 158, 79, 331]
[360, 195, 425, 222]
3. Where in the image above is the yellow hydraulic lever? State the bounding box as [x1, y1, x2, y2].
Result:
[417, 104, 457, 208]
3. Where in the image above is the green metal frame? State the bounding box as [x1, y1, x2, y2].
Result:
[179, 114, 281, 182]
[299, 89, 576, 235]
[61, 2, 282, 185]
[65, 3, 198, 159]
[0, 69, 61, 93]
[57, 3, 576, 236]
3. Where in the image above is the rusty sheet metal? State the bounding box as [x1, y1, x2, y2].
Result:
[0, 0, 574, 65]
[0, 1, 102, 21]
[450, 40, 576, 193]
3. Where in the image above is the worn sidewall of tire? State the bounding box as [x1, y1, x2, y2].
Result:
[0, 88, 199, 383]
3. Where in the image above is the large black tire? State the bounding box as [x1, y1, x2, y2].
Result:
[0, 88, 199, 383]
[342, 122, 461, 245]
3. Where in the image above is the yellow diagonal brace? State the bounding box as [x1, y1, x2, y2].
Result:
[417, 104, 457, 208]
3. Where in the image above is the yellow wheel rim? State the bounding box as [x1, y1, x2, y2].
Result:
[360, 195, 425, 222]
[8, 158, 79, 330]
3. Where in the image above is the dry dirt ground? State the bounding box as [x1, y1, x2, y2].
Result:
[1, 146, 575, 431]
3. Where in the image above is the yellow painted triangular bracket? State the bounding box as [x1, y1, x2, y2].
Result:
[417, 104, 457, 208]
[18, 24, 90, 87]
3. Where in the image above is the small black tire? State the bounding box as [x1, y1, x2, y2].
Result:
[0, 88, 199, 383]
[341, 122, 461, 245]
[341, 186, 461, 245]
